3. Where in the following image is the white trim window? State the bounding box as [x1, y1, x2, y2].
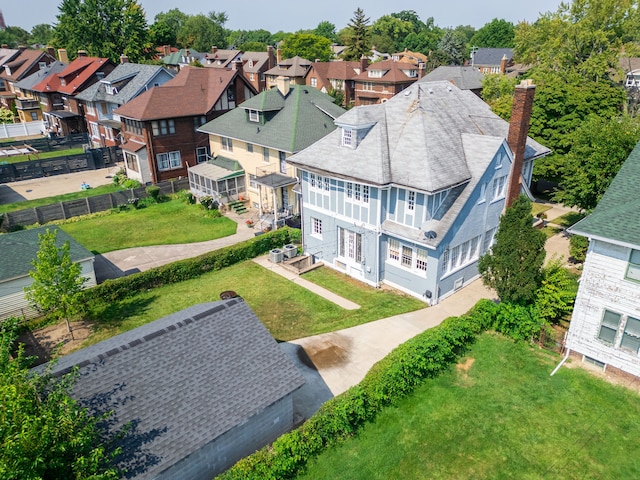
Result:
[353, 183, 369, 204]
[221, 137, 233, 152]
[598, 309, 621, 345]
[124, 152, 139, 173]
[89, 122, 100, 139]
[338, 226, 362, 263]
[157, 151, 181, 171]
[311, 217, 323, 238]
[388, 238, 428, 274]
[342, 128, 353, 147]
[407, 190, 416, 211]
[626, 249, 640, 282]
[621, 316, 640, 353]
[441, 235, 482, 276]
[196, 146, 209, 163]
[248, 109, 259, 122]
[263, 146, 269, 162]
[492, 175, 507, 201]
[482, 227, 498, 252]
[388, 238, 400, 261]
[478, 182, 487, 204]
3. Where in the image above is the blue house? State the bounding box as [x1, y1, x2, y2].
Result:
[287, 80, 550, 304]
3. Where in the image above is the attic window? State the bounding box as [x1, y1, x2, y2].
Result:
[368, 69, 384, 78]
[248, 109, 259, 122]
[342, 128, 353, 147]
[105, 85, 118, 95]
[60, 78, 66, 86]
[96, 72, 105, 79]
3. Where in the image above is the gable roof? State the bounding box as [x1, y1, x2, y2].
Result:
[15, 60, 67, 92]
[569, 140, 640, 249]
[161, 48, 206, 66]
[31, 56, 112, 94]
[352, 59, 419, 84]
[74, 63, 174, 105]
[205, 49, 242, 67]
[0, 227, 94, 283]
[0, 49, 54, 82]
[265, 55, 312, 78]
[240, 51, 273, 73]
[0, 47, 20, 67]
[420, 66, 484, 91]
[472, 48, 514, 66]
[307, 61, 362, 90]
[198, 84, 346, 153]
[114, 66, 248, 121]
[39, 300, 305, 479]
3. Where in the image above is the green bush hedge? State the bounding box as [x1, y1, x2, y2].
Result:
[81, 228, 300, 305]
[217, 299, 500, 480]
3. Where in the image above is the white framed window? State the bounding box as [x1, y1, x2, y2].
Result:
[338, 226, 362, 263]
[311, 217, 322, 237]
[263, 146, 269, 162]
[89, 122, 100, 139]
[441, 235, 482, 275]
[125, 152, 139, 172]
[342, 128, 353, 147]
[221, 137, 233, 152]
[310, 77, 317, 87]
[247, 142, 253, 153]
[441, 249, 449, 274]
[324, 176, 330, 192]
[249, 174, 257, 189]
[310, 173, 316, 189]
[401, 245, 413, 268]
[248, 109, 259, 122]
[346, 182, 353, 198]
[363, 185, 369, 203]
[599, 310, 622, 345]
[250, 73, 255, 81]
[157, 151, 181, 171]
[86, 103, 96, 115]
[407, 190, 415, 211]
[483, 227, 497, 252]
[416, 248, 428, 271]
[362, 82, 373, 91]
[621, 316, 640, 353]
[492, 176, 507, 201]
[388, 238, 400, 261]
[626, 249, 640, 282]
[196, 146, 209, 163]
[478, 182, 487, 204]
[152, 119, 175, 136]
[496, 152, 504, 168]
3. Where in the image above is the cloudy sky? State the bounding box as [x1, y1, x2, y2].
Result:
[3, 0, 561, 33]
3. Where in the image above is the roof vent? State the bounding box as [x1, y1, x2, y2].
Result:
[423, 230, 437, 239]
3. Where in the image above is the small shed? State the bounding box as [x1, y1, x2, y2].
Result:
[39, 300, 305, 479]
[0, 227, 96, 320]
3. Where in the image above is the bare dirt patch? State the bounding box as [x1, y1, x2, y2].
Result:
[17, 321, 93, 366]
[456, 357, 476, 386]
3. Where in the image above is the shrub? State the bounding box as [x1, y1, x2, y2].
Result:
[175, 189, 195, 204]
[121, 178, 141, 189]
[569, 234, 589, 263]
[146, 185, 161, 202]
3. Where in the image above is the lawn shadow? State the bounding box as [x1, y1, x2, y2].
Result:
[89, 296, 158, 327]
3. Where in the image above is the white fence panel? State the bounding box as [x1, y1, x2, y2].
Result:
[0, 121, 45, 139]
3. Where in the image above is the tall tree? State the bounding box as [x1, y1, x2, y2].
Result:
[24, 229, 87, 335]
[0, 26, 30, 47]
[390, 10, 425, 32]
[177, 12, 227, 52]
[0, 318, 119, 479]
[370, 15, 414, 53]
[342, 8, 371, 61]
[478, 196, 546, 305]
[30, 23, 54, 46]
[281, 33, 332, 62]
[436, 28, 467, 65]
[554, 115, 640, 211]
[54, 0, 150, 63]
[470, 18, 515, 48]
[314, 21, 338, 43]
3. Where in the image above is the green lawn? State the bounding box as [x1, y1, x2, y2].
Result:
[1, 183, 122, 214]
[83, 262, 425, 345]
[61, 200, 237, 253]
[531, 202, 552, 217]
[549, 211, 586, 227]
[0, 147, 85, 164]
[298, 334, 640, 480]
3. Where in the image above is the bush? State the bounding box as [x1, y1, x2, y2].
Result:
[175, 189, 195, 204]
[146, 185, 161, 202]
[569, 234, 589, 263]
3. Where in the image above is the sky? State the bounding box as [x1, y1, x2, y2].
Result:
[2, 0, 562, 34]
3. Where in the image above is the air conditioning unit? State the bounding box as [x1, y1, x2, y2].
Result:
[269, 248, 283, 263]
[282, 244, 297, 259]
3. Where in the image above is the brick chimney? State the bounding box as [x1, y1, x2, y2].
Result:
[120, 54, 129, 64]
[276, 75, 290, 96]
[57, 48, 69, 63]
[46, 46, 56, 59]
[77, 50, 87, 57]
[360, 55, 369, 73]
[211, 46, 218, 54]
[163, 45, 170, 57]
[500, 54, 508, 74]
[267, 45, 276, 69]
[505, 79, 536, 208]
[276, 47, 282, 64]
[232, 59, 243, 75]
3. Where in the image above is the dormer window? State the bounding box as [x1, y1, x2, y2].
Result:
[96, 72, 105, 79]
[4, 66, 11, 75]
[368, 69, 384, 78]
[248, 60, 254, 68]
[342, 128, 353, 147]
[248, 109, 259, 122]
[60, 78, 66, 86]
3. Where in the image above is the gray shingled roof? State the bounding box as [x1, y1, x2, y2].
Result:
[74, 63, 174, 104]
[198, 85, 345, 153]
[265, 56, 312, 77]
[288, 80, 550, 248]
[569, 140, 640, 249]
[472, 48, 514, 66]
[0, 227, 94, 282]
[15, 61, 67, 91]
[420, 66, 484, 91]
[39, 300, 305, 479]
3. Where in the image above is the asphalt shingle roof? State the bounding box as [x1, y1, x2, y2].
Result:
[472, 48, 514, 66]
[570, 140, 640, 249]
[39, 300, 305, 479]
[0, 227, 94, 282]
[198, 84, 346, 153]
[15, 61, 67, 91]
[74, 63, 174, 105]
[265, 56, 312, 77]
[420, 66, 484, 91]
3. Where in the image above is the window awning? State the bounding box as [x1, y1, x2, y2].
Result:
[255, 172, 297, 188]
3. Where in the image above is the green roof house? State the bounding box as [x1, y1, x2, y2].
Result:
[566, 140, 640, 377]
[0, 227, 96, 321]
[195, 76, 345, 230]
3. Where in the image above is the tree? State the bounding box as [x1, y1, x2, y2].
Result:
[25, 228, 87, 335]
[554, 115, 640, 211]
[435, 28, 467, 65]
[280, 33, 332, 62]
[30, 23, 54, 46]
[0, 26, 30, 47]
[478, 196, 546, 305]
[470, 18, 515, 48]
[177, 12, 227, 52]
[54, 0, 150, 63]
[314, 21, 338, 43]
[390, 10, 425, 32]
[481, 74, 518, 120]
[534, 257, 579, 323]
[342, 8, 371, 61]
[370, 15, 414, 53]
[0, 318, 119, 479]
[0, 107, 14, 124]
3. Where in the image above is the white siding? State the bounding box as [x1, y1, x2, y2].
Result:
[567, 239, 640, 376]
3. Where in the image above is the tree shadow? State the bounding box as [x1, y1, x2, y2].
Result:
[87, 295, 158, 328]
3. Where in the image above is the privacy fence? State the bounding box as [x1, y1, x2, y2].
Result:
[1, 178, 190, 229]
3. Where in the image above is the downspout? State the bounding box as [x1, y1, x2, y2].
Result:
[550, 331, 570, 376]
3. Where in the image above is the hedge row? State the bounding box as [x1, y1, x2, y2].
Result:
[81, 227, 301, 305]
[217, 299, 502, 480]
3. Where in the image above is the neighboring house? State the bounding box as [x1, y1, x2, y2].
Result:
[161, 48, 207, 71]
[31, 51, 115, 136]
[37, 300, 305, 480]
[470, 48, 514, 74]
[0, 47, 56, 111]
[420, 66, 484, 97]
[196, 76, 345, 230]
[619, 57, 640, 88]
[204, 47, 243, 68]
[287, 80, 549, 303]
[238, 47, 276, 92]
[368, 48, 391, 62]
[565, 141, 640, 377]
[391, 49, 428, 66]
[115, 65, 256, 184]
[264, 54, 312, 90]
[305, 59, 367, 106]
[352, 59, 421, 106]
[331, 44, 348, 58]
[0, 227, 96, 321]
[14, 60, 67, 123]
[75, 59, 175, 148]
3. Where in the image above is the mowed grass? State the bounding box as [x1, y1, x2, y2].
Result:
[83, 262, 426, 345]
[0, 183, 122, 213]
[0, 147, 86, 164]
[298, 334, 640, 480]
[61, 200, 237, 253]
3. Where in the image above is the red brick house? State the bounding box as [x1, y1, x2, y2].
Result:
[115, 65, 256, 184]
[352, 59, 422, 106]
[305, 59, 367, 107]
